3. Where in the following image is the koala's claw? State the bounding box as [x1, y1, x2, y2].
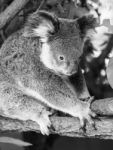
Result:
[38, 115, 51, 135]
[74, 98, 97, 132]
[84, 96, 95, 103]
[79, 110, 97, 132]
[33, 110, 52, 135]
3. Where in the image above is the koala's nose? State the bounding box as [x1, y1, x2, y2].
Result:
[66, 61, 78, 75]
[70, 60, 78, 73]
[71, 63, 78, 74]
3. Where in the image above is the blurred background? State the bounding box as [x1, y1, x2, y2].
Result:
[0, 0, 113, 149]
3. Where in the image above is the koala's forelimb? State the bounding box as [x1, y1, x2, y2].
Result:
[0, 85, 52, 135]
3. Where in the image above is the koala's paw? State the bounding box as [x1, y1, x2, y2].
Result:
[79, 108, 96, 132]
[38, 111, 52, 135]
[74, 97, 96, 132]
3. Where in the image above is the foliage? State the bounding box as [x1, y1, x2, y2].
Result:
[0, 0, 113, 149]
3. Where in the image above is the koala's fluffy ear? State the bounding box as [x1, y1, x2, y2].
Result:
[23, 11, 59, 41]
[76, 15, 98, 38]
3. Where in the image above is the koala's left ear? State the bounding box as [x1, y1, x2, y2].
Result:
[23, 10, 59, 42]
[76, 15, 98, 38]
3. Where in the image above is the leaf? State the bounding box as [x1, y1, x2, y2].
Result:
[0, 137, 32, 147]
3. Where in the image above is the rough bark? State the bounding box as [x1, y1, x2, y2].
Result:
[1, 98, 113, 139]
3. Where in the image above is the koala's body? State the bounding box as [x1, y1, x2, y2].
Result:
[0, 11, 96, 135]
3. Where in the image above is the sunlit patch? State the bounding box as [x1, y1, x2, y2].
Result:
[105, 50, 113, 67]
[88, 0, 113, 31]
[85, 0, 113, 56]
[89, 25, 110, 58]
[105, 58, 110, 67]
[99, 0, 113, 26]
[92, 49, 101, 58]
[81, 69, 84, 74]
[100, 69, 106, 76]
[108, 49, 113, 58]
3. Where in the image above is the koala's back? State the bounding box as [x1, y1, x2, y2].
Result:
[0, 29, 75, 103]
[0, 30, 38, 79]
[0, 29, 54, 81]
[0, 29, 39, 57]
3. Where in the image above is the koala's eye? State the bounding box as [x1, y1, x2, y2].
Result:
[58, 55, 65, 61]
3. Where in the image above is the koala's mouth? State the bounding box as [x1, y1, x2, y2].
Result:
[65, 71, 77, 76]
[56, 70, 77, 77]
[63, 67, 78, 76]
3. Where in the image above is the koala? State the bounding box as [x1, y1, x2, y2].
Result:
[0, 10, 96, 135]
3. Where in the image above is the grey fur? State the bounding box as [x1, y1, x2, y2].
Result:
[0, 11, 96, 135]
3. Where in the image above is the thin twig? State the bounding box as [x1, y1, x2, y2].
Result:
[37, 0, 46, 11]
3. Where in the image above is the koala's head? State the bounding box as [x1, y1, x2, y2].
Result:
[23, 11, 97, 76]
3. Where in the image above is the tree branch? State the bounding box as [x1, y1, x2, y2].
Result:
[0, 1, 113, 139]
[0, 0, 29, 30]
[1, 98, 113, 139]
